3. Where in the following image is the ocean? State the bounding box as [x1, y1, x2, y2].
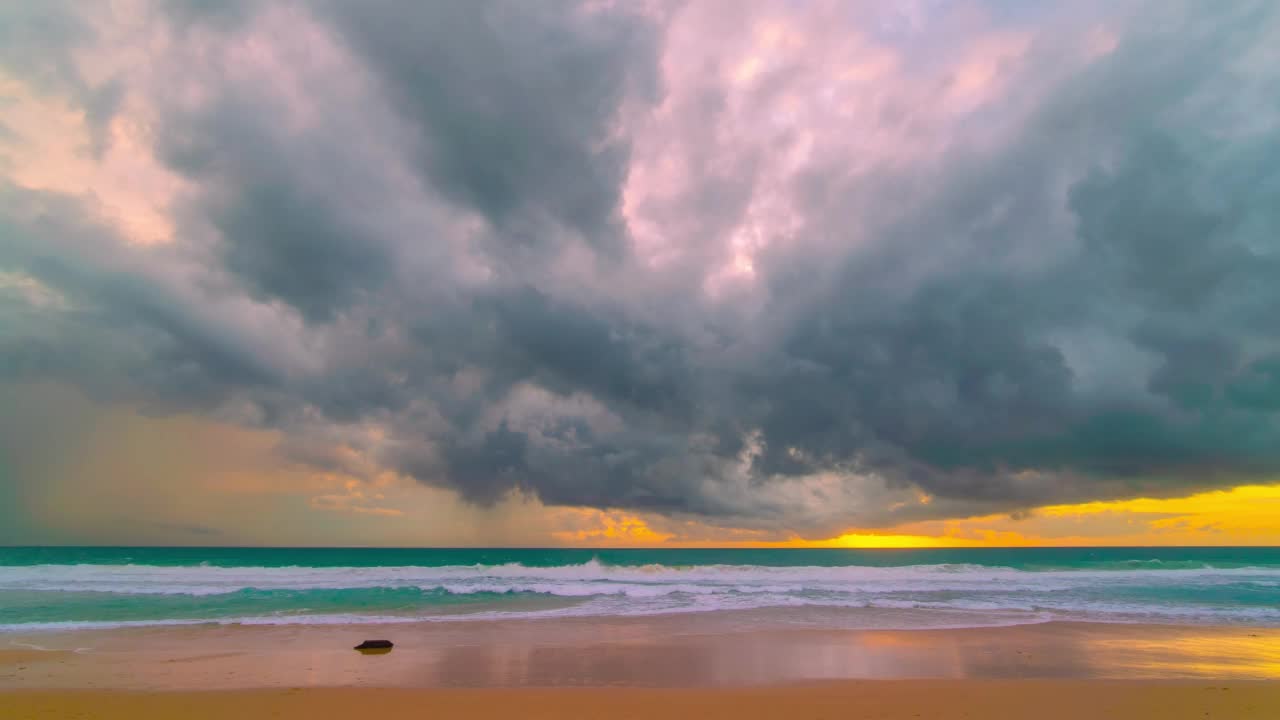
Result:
[2, 546, 1278, 632]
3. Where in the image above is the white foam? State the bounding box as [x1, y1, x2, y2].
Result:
[2, 560, 1278, 631]
[4, 560, 1276, 596]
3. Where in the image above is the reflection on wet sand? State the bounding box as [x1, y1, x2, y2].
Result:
[3, 614, 1279, 689]
[1083, 628, 1280, 679]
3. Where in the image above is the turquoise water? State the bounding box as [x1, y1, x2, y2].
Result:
[2, 547, 1278, 630]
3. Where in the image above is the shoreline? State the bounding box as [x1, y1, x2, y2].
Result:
[6, 618, 1279, 719]
[4, 618, 1280, 690]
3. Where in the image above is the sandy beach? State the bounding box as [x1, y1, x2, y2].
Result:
[4, 682, 1280, 720]
[3, 617, 1280, 717]
[6, 615, 1280, 688]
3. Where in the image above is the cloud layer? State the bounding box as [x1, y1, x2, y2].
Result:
[2, 0, 1279, 538]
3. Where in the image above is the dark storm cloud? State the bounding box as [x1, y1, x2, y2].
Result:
[0, 184, 290, 413]
[320, 0, 657, 250]
[483, 287, 694, 416]
[153, 85, 404, 324]
[3, 0, 1280, 534]
[733, 2, 1280, 515]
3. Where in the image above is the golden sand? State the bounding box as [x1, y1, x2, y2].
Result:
[4, 620, 1279, 718]
[0, 649, 72, 665]
[4, 682, 1280, 720]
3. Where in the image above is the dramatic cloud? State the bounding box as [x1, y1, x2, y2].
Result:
[2, 0, 1279, 539]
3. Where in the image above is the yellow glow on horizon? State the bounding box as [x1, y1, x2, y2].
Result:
[550, 509, 676, 545]
[803, 532, 979, 549]
[1035, 484, 1280, 519]
[779, 484, 1280, 549]
[550, 483, 1280, 549]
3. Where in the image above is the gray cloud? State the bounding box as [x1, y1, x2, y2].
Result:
[321, 0, 657, 250]
[2, 0, 1280, 536]
[0, 1, 90, 93]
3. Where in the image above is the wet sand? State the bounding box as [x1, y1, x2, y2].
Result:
[3, 618, 1280, 718]
[3, 615, 1279, 689]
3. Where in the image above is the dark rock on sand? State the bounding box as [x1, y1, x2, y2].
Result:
[354, 640, 394, 651]
[354, 640, 394, 650]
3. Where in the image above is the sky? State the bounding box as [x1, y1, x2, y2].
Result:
[2, 0, 1280, 547]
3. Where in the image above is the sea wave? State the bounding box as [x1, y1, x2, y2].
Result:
[3, 559, 1278, 630]
[2, 559, 1278, 594]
